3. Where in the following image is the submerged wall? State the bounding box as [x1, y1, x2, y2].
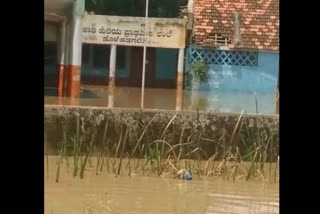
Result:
[184, 46, 279, 114]
[44, 46, 178, 86]
[44, 105, 279, 160]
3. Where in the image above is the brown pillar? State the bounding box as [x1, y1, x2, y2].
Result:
[57, 20, 66, 97]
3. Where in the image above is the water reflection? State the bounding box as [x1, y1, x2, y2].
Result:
[45, 156, 279, 214]
[44, 85, 276, 114]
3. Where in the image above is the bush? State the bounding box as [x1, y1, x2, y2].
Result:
[185, 61, 209, 90]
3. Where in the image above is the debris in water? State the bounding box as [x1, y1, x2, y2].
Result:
[176, 169, 192, 180]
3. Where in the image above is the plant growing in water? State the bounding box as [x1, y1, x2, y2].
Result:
[185, 61, 209, 109]
[185, 61, 209, 90]
[47, 109, 279, 184]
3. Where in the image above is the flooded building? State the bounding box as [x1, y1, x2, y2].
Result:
[44, 0, 188, 104]
[185, 0, 279, 113]
[80, 16, 186, 90]
[44, 0, 85, 97]
[44, 0, 279, 114]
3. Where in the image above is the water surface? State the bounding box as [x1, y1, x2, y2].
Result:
[44, 85, 276, 114]
[45, 156, 279, 214]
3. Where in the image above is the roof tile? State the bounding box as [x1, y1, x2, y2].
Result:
[193, 0, 279, 51]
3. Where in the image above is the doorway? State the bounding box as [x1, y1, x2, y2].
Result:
[129, 47, 156, 88]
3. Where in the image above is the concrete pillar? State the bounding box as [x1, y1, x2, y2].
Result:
[57, 20, 66, 97]
[108, 44, 117, 108]
[67, 16, 82, 98]
[63, 22, 70, 96]
[108, 87, 115, 108]
[188, 0, 194, 13]
[108, 44, 117, 88]
[176, 48, 185, 111]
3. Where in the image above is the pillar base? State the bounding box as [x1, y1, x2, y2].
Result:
[176, 72, 184, 110]
[57, 64, 65, 97]
[108, 76, 116, 88]
[176, 72, 183, 89]
[68, 97, 80, 106]
[176, 48, 184, 110]
[67, 65, 81, 98]
[108, 80, 115, 108]
[175, 87, 183, 111]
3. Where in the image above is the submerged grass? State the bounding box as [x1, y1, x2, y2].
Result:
[47, 110, 279, 183]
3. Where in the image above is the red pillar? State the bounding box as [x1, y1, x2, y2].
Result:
[57, 63, 65, 97]
[62, 22, 70, 97]
[67, 65, 81, 97]
[57, 20, 67, 97]
[66, 16, 82, 98]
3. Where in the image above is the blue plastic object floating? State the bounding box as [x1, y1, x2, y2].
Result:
[177, 169, 192, 180]
[184, 171, 192, 180]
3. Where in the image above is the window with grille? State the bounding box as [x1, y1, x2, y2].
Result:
[189, 47, 258, 66]
[207, 33, 231, 46]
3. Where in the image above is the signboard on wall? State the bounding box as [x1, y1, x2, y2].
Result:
[82, 15, 187, 49]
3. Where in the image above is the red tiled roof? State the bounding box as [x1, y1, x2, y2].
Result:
[193, 0, 279, 51]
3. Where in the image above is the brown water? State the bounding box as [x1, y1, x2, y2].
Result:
[44, 85, 276, 114]
[45, 156, 279, 214]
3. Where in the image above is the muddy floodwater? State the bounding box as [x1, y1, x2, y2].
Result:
[45, 156, 279, 214]
[44, 86, 276, 114]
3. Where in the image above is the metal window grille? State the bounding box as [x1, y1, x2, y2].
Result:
[189, 47, 258, 66]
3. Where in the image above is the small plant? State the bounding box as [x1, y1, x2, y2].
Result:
[185, 61, 209, 90]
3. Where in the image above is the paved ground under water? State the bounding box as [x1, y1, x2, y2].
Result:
[44, 85, 276, 114]
[45, 156, 279, 214]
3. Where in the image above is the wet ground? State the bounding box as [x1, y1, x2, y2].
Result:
[44, 85, 277, 114]
[45, 156, 279, 214]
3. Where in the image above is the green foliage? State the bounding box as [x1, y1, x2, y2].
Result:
[147, 145, 160, 161]
[185, 61, 209, 90]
